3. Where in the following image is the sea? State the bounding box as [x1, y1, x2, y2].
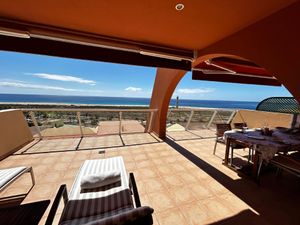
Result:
[0, 94, 258, 110]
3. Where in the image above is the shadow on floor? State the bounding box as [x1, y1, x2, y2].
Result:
[165, 138, 300, 225]
[207, 209, 269, 225]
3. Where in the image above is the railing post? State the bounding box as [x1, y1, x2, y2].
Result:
[147, 111, 154, 133]
[76, 112, 83, 137]
[226, 110, 236, 124]
[206, 110, 217, 128]
[119, 112, 122, 135]
[167, 109, 172, 119]
[29, 111, 42, 139]
[185, 110, 194, 131]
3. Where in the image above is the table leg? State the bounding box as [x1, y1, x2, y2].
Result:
[252, 151, 259, 177]
[224, 138, 231, 165]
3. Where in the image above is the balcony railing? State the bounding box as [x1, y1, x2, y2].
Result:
[21, 107, 236, 139]
[22, 108, 158, 139]
[167, 108, 236, 131]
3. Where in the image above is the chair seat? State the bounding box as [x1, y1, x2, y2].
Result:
[271, 155, 300, 174]
[216, 138, 245, 149]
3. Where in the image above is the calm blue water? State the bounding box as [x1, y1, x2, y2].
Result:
[0, 94, 258, 109]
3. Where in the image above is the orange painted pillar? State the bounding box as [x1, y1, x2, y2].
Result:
[149, 68, 187, 138]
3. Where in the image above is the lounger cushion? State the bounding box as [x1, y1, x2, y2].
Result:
[60, 206, 154, 225]
[60, 206, 133, 225]
[62, 189, 133, 221]
[69, 157, 129, 200]
[0, 166, 26, 189]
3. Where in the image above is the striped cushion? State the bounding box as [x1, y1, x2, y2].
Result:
[60, 206, 134, 225]
[60, 157, 133, 223]
[0, 167, 26, 190]
[60, 206, 153, 225]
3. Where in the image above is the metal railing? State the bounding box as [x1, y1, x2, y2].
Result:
[22, 107, 236, 139]
[22, 108, 158, 139]
[167, 108, 236, 131]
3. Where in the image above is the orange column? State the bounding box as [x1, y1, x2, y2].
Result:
[149, 68, 187, 138]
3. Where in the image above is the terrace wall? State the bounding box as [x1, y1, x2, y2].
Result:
[231, 110, 293, 129]
[0, 109, 33, 160]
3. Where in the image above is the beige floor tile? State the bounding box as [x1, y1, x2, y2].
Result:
[188, 183, 215, 200]
[167, 131, 200, 141]
[144, 178, 167, 194]
[23, 184, 56, 203]
[122, 133, 158, 145]
[156, 207, 187, 225]
[179, 173, 199, 184]
[161, 175, 185, 189]
[201, 197, 235, 222]
[168, 187, 198, 205]
[134, 168, 159, 181]
[180, 201, 212, 225]
[148, 192, 176, 213]
[156, 165, 174, 176]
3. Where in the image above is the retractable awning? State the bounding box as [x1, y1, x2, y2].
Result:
[192, 57, 281, 86]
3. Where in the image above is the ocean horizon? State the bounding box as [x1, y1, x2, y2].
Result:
[0, 93, 259, 110]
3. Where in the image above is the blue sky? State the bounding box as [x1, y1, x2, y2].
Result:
[0, 51, 292, 101]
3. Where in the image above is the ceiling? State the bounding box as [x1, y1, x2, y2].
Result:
[0, 0, 296, 51]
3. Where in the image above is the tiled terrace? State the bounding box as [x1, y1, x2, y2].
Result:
[0, 132, 299, 225]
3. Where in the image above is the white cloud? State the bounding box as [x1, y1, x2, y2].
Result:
[125, 87, 142, 92]
[0, 81, 77, 91]
[177, 88, 215, 94]
[29, 73, 96, 85]
[0, 81, 103, 94]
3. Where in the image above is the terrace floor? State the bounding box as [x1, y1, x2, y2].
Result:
[0, 131, 299, 225]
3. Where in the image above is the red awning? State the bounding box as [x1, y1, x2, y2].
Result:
[192, 57, 281, 86]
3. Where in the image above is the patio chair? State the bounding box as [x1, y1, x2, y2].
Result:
[0, 166, 35, 203]
[270, 154, 300, 178]
[214, 123, 231, 155]
[45, 156, 154, 225]
[233, 122, 247, 129]
[214, 123, 249, 165]
[233, 122, 255, 161]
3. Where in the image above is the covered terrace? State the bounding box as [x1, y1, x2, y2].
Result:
[0, 1, 300, 225]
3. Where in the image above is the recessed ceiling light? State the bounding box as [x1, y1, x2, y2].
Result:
[175, 3, 184, 11]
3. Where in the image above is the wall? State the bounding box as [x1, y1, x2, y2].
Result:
[231, 110, 293, 129]
[196, 2, 300, 101]
[0, 109, 33, 160]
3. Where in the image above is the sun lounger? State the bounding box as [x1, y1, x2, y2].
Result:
[0, 166, 35, 202]
[46, 156, 154, 225]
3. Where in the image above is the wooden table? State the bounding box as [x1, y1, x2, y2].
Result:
[224, 129, 300, 178]
[0, 200, 50, 225]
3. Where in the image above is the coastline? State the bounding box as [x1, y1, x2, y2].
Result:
[0, 102, 255, 111]
[0, 102, 150, 107]
[0, 94, 259, 110]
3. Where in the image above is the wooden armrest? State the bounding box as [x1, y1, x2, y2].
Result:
[129, 173, 141, 207]
[45, 184, 68, 225]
